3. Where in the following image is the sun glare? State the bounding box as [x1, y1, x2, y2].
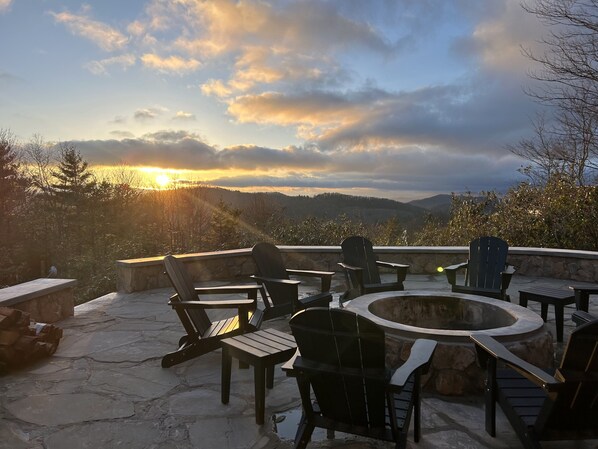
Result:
[155, 174, 171, 187]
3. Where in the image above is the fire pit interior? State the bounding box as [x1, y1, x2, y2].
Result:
[368, 294, 517, 331]
[346, 291, 553, 395]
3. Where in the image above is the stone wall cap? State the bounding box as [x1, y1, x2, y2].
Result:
[115, 245, 598, 268]
[0, 278, 77, 306]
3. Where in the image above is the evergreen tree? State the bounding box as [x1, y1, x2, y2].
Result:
[51, 143, 96, 201]
[0, 130, 29, 285]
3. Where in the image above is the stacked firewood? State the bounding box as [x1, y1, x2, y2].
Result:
[0, 307, 63, 372]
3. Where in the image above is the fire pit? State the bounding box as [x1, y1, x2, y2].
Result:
[345, 291, 553, 395]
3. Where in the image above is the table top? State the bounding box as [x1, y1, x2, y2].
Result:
[221, 328, 296, 359]
[519, 286, 575, 299]
[569, 285, 598, 293]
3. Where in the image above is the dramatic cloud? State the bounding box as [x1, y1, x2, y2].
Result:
[2, 0, 554, 200]
[70, 130, 524, 198]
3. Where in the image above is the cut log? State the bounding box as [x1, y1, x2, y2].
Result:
[0, 307, 63, 372]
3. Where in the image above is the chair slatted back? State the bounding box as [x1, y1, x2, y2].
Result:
[290, 308, 388, 428]
[341, 236, 381, 285]
[252, 243, 293, 309]
[541, 320, 598, 434]
[163, 255, 212, 336]
[252, 242, 289, 280]
[467, 237, 508, 290]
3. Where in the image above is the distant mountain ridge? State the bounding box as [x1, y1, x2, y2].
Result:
[407, 194, 453, 215]
[175, 186, 453, 230]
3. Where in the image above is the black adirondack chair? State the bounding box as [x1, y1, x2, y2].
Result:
[162, 255, 263, 368]
[287, 308, 437, 449]
[251, 242, 333, 320]
[471, 321, 598, 449]
[338, 236, 409, 302]
[443, 236, 515, 301]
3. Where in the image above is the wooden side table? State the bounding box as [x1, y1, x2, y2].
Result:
[221, 328, 297, 424]
[568, 285, 597, 312]
[519, 287, 575, 342]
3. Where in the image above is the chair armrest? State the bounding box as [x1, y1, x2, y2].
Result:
[443, 261, 468, 272]
[169, 299, 256, 310]
[376, 261, 409, 270]
[572, 310, 596, 326]
[376, 261, 409, 284]
[500, 264, 516, 290]
[388, 339, 437, 391]
[471, 334, 562, 392]
[250, 275, 300, 286]
[194, 285, 260, 296]
[337, 262, 363, 272]
[443, 261, 468, 286]
[286, 269, 334, 292]
[281, 350, 300, 376]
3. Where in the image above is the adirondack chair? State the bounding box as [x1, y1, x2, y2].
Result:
[338, 236, 409, 302]
[162, 255, 263, 368]
[251, 242, 333, 320]
[287, 308, 437, 449]
[443, 236, 515, 301]
[471, 321, 598, 449]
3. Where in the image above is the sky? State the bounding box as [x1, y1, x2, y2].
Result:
[0, 0, 551, 201]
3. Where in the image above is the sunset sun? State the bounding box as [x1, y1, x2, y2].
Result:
[155, 174, 171, 187]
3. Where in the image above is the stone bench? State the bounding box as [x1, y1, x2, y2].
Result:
[0, 278, 77, 323]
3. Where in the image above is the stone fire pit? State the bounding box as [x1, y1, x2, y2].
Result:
[345, 290, 553, 395]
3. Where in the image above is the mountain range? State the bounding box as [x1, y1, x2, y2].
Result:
[179, 186, 453, 230]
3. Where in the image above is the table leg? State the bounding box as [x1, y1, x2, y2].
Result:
[555, 306, 564, 342]
[575, 291, 590, 312]
[266, 365, 274, 389]
[255, 364, 266, 425]
[519, 296, 528, 308]
[221, 347, 232, 404]
[540, 303, 548, 322]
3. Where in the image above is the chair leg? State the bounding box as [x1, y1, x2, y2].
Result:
[161, 342, 203, 368]
[221, 347, 232, 405]
[293, 412, 314, 449]
[485, 358, 497, 437]
[413, 381, 421, 442]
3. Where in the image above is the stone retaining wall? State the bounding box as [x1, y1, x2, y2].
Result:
[116, 246, 598, 293]
[0, 278, 77, 323]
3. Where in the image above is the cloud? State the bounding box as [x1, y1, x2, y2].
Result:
[227, 71, 538, 156]
[0, 70, 23, 86]
[0, 0, 12, 14]
[84, 54, 136, 75]
[201, 79, 233, 97]
[452, 0, 546, 74]
[68, 130, 524, 199]
[109, 130, 135, 138]
[172, 111, 196, 121]
[50, 10, 128, 52]
[140, 53, 201, 74]
[134, 106, 168, 121]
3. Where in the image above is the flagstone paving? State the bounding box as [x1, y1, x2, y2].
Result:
[1, 274, 597, 449]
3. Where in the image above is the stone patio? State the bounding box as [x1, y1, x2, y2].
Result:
[1, 273, 597, 449]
